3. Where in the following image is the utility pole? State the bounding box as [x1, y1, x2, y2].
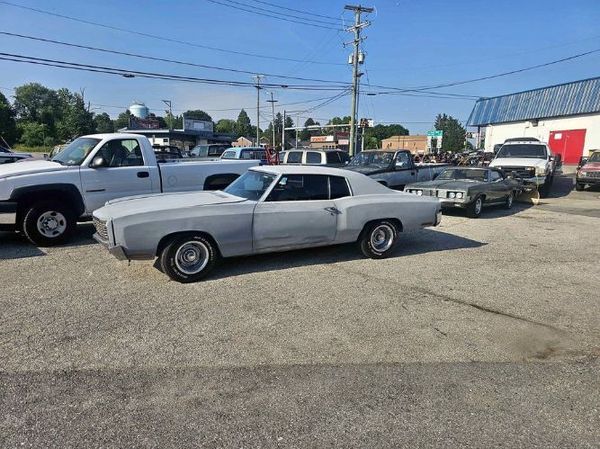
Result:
[282, 110, 286, 151]
[253, 75, 263, 146]
[267, 92, 278, 150]
[162, 99, 173, 130]
[344, 4, 373, 157]
[296, 113, 300, 148]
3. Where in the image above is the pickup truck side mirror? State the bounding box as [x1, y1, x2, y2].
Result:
[90, 156, 108, 168]
[578, 157, 588, 168]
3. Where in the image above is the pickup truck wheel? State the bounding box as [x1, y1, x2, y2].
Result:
[160, 234, 219, 283]
[505, 192, 514, 209]
[538, 182, 551, 198]
[359, 220, 398, 259]
[466, 196, 483, 218]
[575, 182, 585, 191]
[22, 201, 76, 246]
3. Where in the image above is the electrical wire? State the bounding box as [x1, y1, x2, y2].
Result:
[0, 0, 345, 65]
[245, 0, 344, 22]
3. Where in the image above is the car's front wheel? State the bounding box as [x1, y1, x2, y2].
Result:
[575, 182, 585, 191]
[466, 196, 484, 218]
[359, 220, 398, 259]
[22, 201, 76, 246]
[159, 234, 220, 283]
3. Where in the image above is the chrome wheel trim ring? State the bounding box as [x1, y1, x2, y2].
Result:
[475, 198, 483, 215]
[175, 241, 210, 275]
[370, 224, 395, 252]
[507, 193, 513, 207]
[37, 211, 67, 238]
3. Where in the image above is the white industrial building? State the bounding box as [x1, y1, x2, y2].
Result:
[468, 76, 600, 164]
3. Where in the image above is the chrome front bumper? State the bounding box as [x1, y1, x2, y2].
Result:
[93, 233, 129, 261]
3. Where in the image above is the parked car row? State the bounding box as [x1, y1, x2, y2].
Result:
[576, 150, 600, 191]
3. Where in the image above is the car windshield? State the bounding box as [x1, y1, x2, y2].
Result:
[349, 151, 394, 168]
[437, 168, 488, 182]
[587, 152, 600, 163]
[224, 170, 276, 201]
[51, 137, 101, 166]
[496, 144, 547, 159]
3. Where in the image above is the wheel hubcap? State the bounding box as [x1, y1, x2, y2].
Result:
[37, 211, 67, 238]
[508, 195, 513, 207]
[370, 224, 394, 252]
[175, 241, 209, 275]
[475, 199, 482, 214]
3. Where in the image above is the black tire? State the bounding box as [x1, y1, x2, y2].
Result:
[538, 182, 551, 198]
[575, 182, 585, 191]
[466, 196, 484, 218]
[359, 220, 398, 259]
[159, 234, 219, 283]
[505, 191, 514, 209]
[22, 201, 76, 246]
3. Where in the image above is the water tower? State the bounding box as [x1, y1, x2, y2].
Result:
[129, 102, 149, 119]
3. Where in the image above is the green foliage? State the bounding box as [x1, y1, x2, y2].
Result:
[0, 92, 17, 145]
[114, 110, 132, 130]
[93, 112, 114, 133]
[17, 122, 49, 147]
[363, 124, 409, 148]
[235, 109, 252, 138]
[183, 110, 212, 122]
[434, 113, 466, 152]
[299, 118, 318, 141]
[326, 116, 351, 133]
[13, 144, 53, 153]
[215, 119, 236, 134]
[13, 83, 60, 128]
[55, 90, 95, 141]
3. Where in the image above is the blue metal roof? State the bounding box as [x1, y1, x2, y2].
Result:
[468, 76, 600, 126]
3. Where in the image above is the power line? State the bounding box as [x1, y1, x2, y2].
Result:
[0, 31, 350, 86]
[0, 0, 345, 65]
[204, 0, 343, 30]
[245, 0, 344, 22]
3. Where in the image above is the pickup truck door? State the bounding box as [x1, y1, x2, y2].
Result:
[252, 174, 337, 252]
[79, 138, 159, 213]
[388, 151, 417, 189]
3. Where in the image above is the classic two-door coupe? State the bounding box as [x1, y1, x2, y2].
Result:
[93, 166, 442, 282]
[404, 167, 522, 218]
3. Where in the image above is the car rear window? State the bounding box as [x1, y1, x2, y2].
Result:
[306, 152, 321, 164]
[326, 152, 341, 164]
[329, 176, 351, 199]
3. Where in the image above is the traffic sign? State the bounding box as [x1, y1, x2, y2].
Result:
[427, 130, 444, 138]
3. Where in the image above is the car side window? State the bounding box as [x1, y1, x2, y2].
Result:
[490, 171, 502, 182]
[338, 152, 350, 163]
[95, 139, 143, 167]
[326, 152, 341, 164]
[286, 152, 302, 164]
[266, 175, 329, 201]
[221, 150, 237, 159]
[306, 152, 321, 164]
[329, 176, 351, 199]
[395, 152, 411, 168]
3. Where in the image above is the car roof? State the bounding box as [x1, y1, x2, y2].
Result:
[284, 149, 342, 153]
[502, 140, 548, 145]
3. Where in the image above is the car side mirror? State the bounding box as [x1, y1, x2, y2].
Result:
[90, 156, 107, 168]
[578, 157, 588, 168]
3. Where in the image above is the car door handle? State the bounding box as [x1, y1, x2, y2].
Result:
[324, 207, 341, 215]
[137, 171, 149, 178]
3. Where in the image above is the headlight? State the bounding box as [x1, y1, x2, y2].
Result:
[579, 171, 587, 177]
[456, 192, 464, 199]
[449, 192, 456, 199]
[416, 190, 423, 196]
[535, 166, 546, 176]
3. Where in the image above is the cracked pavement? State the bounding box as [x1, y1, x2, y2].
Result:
[1, 174, 599, 447]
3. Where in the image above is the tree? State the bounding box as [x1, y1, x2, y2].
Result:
[235, 109, 252, 138]
[55, 90, 95, 141]
[94, 112, 114, 133]
[0, 92, 17, 146]
[17, 122, 48, 147]
[183, 110, 212, 122]
[215, 119, 236, 134]
[363, 123, 409, 148]
[114, 110, 132, 130]
[283, 115, 294, 148]
[434, 113, 466, 152]
[326, 116, 351, 133]
[299, 117, 316, 141]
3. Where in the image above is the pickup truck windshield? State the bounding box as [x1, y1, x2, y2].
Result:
[349, 151, 394, 168]
[496, 144, 547, 159]
[588, 152, 600, 163]
[437, 168, 487, 182]
[224, 171, 276, 201]
[52, 137, 101, 166]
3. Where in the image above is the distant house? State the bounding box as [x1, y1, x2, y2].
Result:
[232, 136, 253, 147]
[381, 135, 428, 154]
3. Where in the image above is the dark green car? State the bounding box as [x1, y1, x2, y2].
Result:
[404, 167, 522, 218]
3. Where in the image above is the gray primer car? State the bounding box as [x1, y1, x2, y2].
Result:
[404, 167, 522, 218]
[93, 165, 442, 283]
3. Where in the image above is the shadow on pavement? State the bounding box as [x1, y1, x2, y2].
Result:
[0, 223, 97, 260]
[208, 229, 485, 280]
[545, 174, 575, 199]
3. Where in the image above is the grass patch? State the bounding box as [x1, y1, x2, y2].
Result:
[13, 145, 53, 153]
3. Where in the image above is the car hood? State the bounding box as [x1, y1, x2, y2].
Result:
[405, 179, 481, 190]
[0, 159, 68, 179]
[95, 191, 247, 220]
[581, 162, 600, 171]
[345, 165, 388, 175]
[490, 158, 546, 168]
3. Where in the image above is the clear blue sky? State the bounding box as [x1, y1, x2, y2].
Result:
[1, 0, 600, 133]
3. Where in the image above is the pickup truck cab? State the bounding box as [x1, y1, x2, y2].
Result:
[345, 149, 450, 190]
[280, 149, 351, 167]
[0, 133, 259, 246]
[576, 151, 600, 191]
[489, 139, 555, 197]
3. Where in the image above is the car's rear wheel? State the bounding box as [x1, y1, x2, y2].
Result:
[22, 201, 76, 246]
[159, 234, 219, 283]
[466, 196, 483, 218]
[359, 220, 398, 259]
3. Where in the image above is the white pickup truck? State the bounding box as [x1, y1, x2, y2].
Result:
[0, 133, 259, 246]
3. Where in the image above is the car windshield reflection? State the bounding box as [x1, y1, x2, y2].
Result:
[224, 170, 276, 201]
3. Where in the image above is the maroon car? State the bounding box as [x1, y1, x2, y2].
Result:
[576, 151, 600, 191]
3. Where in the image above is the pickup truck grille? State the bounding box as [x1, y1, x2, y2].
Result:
[93, 217, 109, 243]
[499, 166, 536, 178]
[583, 171, 600, 178]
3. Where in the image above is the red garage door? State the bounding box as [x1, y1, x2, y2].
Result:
[549, 129, 586, 164]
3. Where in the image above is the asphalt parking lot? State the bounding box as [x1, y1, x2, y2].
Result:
[1, 173, 599, 447]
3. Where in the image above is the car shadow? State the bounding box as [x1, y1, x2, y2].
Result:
[0, 223, 97, 260]
[205, 229, 486, 280]
[441, 202, 533, 220]
[545, 174, 576, 199]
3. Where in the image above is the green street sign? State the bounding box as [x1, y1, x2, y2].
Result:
[427, 130, 444, 138]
